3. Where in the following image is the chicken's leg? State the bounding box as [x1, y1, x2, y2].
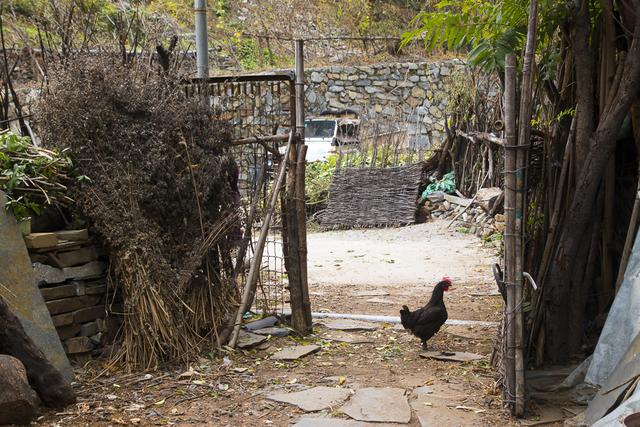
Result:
[421, 340, 428, 351]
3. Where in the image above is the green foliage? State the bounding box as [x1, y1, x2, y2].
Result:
[402, 0, 570, 73]
[305, 155, 337, 208]
[420, 171, 456, 201]
[0, 132, 74, 222]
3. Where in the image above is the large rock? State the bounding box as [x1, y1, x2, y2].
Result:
[0, 191, 74, 382]
[0, 297, 76, 408]
[475, 187, 503, 212]
[0, 355, 38, 425]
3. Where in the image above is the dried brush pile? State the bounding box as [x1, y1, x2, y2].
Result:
[38, 57, 240, 369]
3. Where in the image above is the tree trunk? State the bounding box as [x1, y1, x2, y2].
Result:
[573, 0, 596, 178]
[545, 8, 640, 360]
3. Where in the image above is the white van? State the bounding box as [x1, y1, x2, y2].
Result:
[303, 110, 361, 162]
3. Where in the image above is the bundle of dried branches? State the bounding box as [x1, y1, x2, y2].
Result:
[37, 56, 240, 369]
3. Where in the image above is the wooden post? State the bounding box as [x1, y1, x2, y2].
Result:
[514, 0, 538, 416]
[296, 145, 312, 331]
[285, 40, 312, 334]
[503, 53, 517, 414]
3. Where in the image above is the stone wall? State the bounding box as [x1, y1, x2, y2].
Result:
[304, 59, 467, 145]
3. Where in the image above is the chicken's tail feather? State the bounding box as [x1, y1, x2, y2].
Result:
[399, 306, 413, 329]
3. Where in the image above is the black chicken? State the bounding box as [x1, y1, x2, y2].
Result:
[400, 278, 452, 350]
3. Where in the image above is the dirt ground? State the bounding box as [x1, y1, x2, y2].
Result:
[38, 219, 526, 427]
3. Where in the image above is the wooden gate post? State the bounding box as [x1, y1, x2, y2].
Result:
[284, 40, 312, 334]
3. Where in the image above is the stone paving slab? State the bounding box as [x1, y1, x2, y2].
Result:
[340, 387, 411, 423]
[253, 327, 291, 337]
[353, 290, 389, 297]
[294, 417, 400, 427]
[419, 351, 485, 362]
[319, 319, 379, 331]
[322, 332, 374, 344]
[236, 331, 267, 349]
[267, 386, 351, 411]
[271, 345, 321, 360]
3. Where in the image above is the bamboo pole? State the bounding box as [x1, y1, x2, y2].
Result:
[503, 53, 517, 413]
[514, 0, 539, 416]
[228, 133, 293, 348]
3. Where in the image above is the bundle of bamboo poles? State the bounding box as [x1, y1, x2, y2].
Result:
[502, 0, 539, 416]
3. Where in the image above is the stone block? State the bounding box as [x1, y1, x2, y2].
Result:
[41, 283, 85, 301]
[309, 71, 324, 83]
[73, 305, 106, 323]
[33, 262, 66, 285]
[24, 232, 58, 249]
[475, 187, 503, 212]
[63, 261, 106, 280]
[54, 229, 89, 242]
[80, 322, 98, 337]
[51, 312, 74, 327]
[46, 295, 101, 315]
[85, 281, 106, 295]
[89, 333, 103, 346]
[0, 355, 38, 425]
[64, 336, 94, 354]
[56, 324, 81, 340]
[56, 246, 98, 267]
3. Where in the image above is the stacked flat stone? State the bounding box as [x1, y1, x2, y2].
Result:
[25, 229, 121, 361]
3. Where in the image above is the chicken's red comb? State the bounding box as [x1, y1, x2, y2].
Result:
[442, 276, 452, 283]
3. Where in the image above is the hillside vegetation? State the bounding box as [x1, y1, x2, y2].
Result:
[4, 0, 435, 70]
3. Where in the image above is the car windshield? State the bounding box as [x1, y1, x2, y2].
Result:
[305, 120, 335, 138]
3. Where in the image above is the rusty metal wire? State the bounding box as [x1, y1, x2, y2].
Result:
[187, 76, 294, 316]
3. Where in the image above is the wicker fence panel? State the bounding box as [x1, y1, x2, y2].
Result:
[321, 163, 424, 227]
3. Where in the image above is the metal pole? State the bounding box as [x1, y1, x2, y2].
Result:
[194, 0, 209, 79]
[294, 40, 305, 139]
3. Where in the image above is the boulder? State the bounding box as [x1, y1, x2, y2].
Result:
[0, 355, 38, 425]
[476, 187, 503, 212]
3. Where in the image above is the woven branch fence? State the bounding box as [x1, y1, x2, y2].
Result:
[320, 162, 425, 227]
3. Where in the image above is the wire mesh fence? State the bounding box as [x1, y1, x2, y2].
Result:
[186, 75, 295, 316]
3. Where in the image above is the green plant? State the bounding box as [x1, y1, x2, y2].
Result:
[305, 155, 337, 210]
[0, 131, 75, 221]
[402, 0, 569, 74]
